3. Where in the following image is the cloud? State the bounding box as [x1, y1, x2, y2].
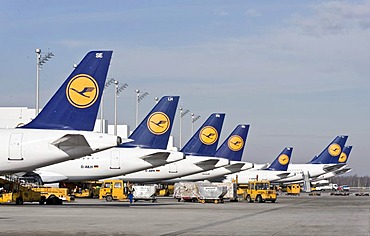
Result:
[291, 0, 370, 35]
[213, 10, 229, 16]
[245, 8, 260, 17]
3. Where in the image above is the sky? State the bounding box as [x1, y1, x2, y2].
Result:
[0, 0, 369, 176]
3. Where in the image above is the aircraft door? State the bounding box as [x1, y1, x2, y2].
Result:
[8, 133, 23, 160]
[169, 162, 177, 173]
[110, 150, 120, 169]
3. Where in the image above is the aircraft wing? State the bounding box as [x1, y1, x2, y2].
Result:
[140, 152, 171, 166]
[194, 159, 219, 169]
[323, 163, 346, 173]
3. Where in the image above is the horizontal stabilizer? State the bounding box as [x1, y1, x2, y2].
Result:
[225, 163, 246, 172]
[334, 167, 352, 175]
[276, 172, 290, 179]
[140, 152, 171, 166]
[194, 159, 219, 169]
[323, 163, 346, 173]
[51, 134, 92, 157]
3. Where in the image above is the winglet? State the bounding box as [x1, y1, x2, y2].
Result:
[214, 124, 250, 161]
[21, 51, 113, 131]
[180, 113, 225, 156]
[121, 96, 179, 149]
[266, 147, 293, 171]
[309, 135, 348, 164]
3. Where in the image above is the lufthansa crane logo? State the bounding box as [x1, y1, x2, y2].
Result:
[278, 154, 289, 165]
[228, 135, 244, 152]
[199, 126, 218, 145]
[147, 112, 170, 135]
[338, 152, 347, 163]
[328, 143, 341, 156]
[66, 74, 99, 108]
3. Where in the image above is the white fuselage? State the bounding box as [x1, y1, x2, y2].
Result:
[36, 148, 185, 183]
[112, 155, 230, 184]
[225, 169, 289, 184]
[275, 164, 333, 183]
[0, 128, 120, 174]
[170, 161, 254, 182]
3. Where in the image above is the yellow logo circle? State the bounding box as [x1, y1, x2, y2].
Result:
[147, 112, 170, 135]
[228, 135, 244, 151]
[199, 126, 218, 145]
[338, 152, 347, 163]
[328, 143, 341, 156]
[278, 154, 289, 165]
[66, 74, 99, 108]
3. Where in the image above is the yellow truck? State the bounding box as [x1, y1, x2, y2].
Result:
[243, 180, 277, 203]
[32, 187, 72, 204]
[286, 184, 301, 196]
[0, 178, 45, 205]
[99, 180, 128, 202]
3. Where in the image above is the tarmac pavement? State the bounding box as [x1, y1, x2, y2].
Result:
[0, 193, 369, 236]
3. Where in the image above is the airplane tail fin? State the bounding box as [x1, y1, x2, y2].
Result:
[180, 113, 225, 156]
[332, 145, 352, 164]
[266, 147, 293, 171]
[21, 51, 112, 131]
[309, 135, 348, 164]
[214, 124, 250, 161]
[122, 96, 179, 149]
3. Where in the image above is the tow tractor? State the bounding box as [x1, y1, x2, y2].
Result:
[242, 180, 277, 203]
[0, 178, 45, 205]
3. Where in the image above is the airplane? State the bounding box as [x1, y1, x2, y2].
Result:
[0, 51, 124, 175]
[311, 146, 353, 183]
[113, 113, 231, 183]
[275, 135, 348, 184]
[224, 147, 293, 184]
[34, 96, 185, 183]
[168, 124, 254, 182]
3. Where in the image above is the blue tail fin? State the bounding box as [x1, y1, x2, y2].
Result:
[180, 113, 225, 156]
[331, 146, 352, 164]
[266, 147, 293, 171]
[214, 124, 250, 161]
[121, 96, 179, 149]
[309, 135, 348, 164]
[21, 51, 112, 131]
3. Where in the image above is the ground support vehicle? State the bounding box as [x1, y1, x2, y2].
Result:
[243, 180, 277, 203]
[286, 184, 301, 196]
[0, 178, 44, 205]
[133, 185, 157, 202]
[156, 184, 174, 196]
[99, 180, 156, 203]
[32, 187, 72, 204]
[67, 181, 102, 198]
[330, 191, 350, 196]
[174, 182, 227, 204]
[99, 180, 128, 202]
[214, 182, 238, 201]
